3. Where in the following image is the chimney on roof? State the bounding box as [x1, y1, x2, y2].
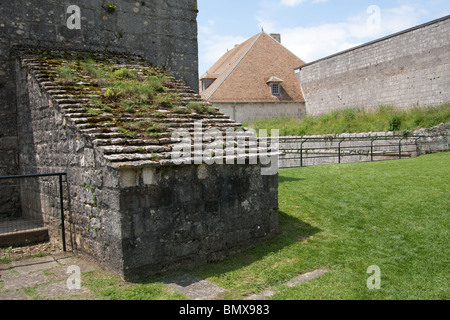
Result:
[270, 33, 281, 43]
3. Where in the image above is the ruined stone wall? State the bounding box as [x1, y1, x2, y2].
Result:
[297, 16, 450, 116]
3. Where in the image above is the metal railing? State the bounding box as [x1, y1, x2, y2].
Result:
[279, 135, 426, 168]
[0, 173, 67, 251]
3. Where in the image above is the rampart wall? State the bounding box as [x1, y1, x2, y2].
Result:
[297, 16, 450, 116]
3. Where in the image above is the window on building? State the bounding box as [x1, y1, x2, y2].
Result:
[271, 83, 281, 96]
[201, 79, 215, 93]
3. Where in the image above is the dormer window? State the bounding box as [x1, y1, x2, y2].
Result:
[270, 83, 281, 96]
[200, 72, 219, 93]
[201, 79, 215, 92]
[267, 75, 284, 97]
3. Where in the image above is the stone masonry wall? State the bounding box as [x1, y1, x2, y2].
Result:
[279, 122, 450, 168]
[118, 164, 279, 280]
[0, 0, 198, 227]
[297, 16, 450, 116]
[16, 59, 125, 273]
[218, 102, 306, 123]
[14, 55, 280, 280]
[0, 0, 198, 178]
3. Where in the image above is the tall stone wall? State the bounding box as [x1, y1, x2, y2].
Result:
[297, 16, 450, 116]
[0, 0, 198, 218]
[0, 0, 198, 90]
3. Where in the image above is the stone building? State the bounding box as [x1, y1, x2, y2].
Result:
[200, 32, 306, 123]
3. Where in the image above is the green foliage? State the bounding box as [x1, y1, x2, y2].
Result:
[81, 59, 108, 79]
[153, 112, 167, 118]
[0, 246, 13, 264]
[149, 133, 162, 139]
[104, 4, 117, 14]
[389, 114, 402, 131]
[186, 102, 217, 115]
[57, 66, 77, 79]
[103, 88, 122, 103]
[146, 75, 168, 93]
[113, 67, 138, 80]
[145, 123, 163, 133]
[126, 132, 137, 139]
[244, 103, 450, 136]
[87, 109, 101, 116]
[124, 104, 136, 113]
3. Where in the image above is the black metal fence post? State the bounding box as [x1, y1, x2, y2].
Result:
[59, 174, 66, 252]
[338, 139, 345, 164]
[399, 137, 405, 159]
[300, 140, 305, 167]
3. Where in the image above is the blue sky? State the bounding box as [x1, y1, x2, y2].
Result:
[197, 0, 450, 76]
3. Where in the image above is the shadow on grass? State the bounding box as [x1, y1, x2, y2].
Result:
[164, 210, 322, 282]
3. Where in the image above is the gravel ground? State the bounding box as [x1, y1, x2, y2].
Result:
[1, 241, 63, 262]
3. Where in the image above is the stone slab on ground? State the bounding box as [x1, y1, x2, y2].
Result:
[245, 268, 329, 300]
[162, 272, 227, 300]
[246, 289, 276, 300]
[11, 256, 59, 274]
[0, 291, 29, 300]
[285, 269, 328, 287]
[2, 271, 47, 290]
[37, 280, 90, 299]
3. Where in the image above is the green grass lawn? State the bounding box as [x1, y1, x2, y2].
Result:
[191, 152, 450, 300]
[83, 153, 449, 300]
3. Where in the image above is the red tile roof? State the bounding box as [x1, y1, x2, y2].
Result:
[200, 32, 306, 103]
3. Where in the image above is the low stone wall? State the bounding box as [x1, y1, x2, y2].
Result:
[279, 123, 450, 168]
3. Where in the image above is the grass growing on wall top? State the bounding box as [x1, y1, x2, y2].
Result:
[244, 103, 450, 136]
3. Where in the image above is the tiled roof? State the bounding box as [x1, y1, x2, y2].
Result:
[200, 32, 306, 103]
